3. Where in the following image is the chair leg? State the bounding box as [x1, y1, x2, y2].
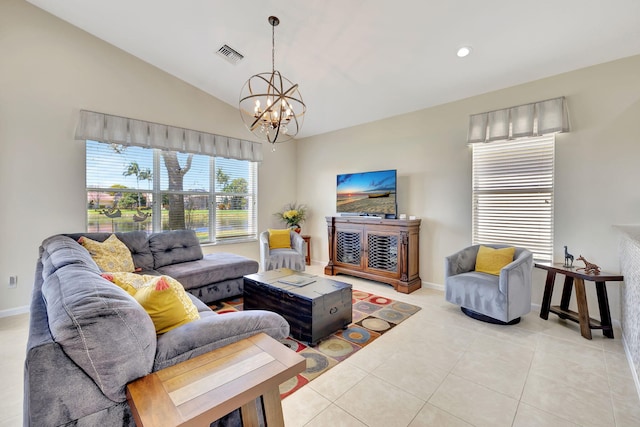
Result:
[461, 307, 520, 325]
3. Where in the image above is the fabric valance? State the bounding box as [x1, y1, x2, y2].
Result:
[74, 110, 263, 162]
[467, 97, 569, 144]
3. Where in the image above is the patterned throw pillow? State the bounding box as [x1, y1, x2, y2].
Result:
[100, 272, 155, 296]
[268, 229, 291, 249]
[101, 272, 200, 334]
[78, 234, 136, 272]
[475, 245, 516, 276]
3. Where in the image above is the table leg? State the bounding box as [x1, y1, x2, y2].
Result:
[573, 278, 592, 339]
[559, 276, 573, 309]
[595, 281, 614, 338]
[262, 386, 285, 427]
[540, 271, 556, 320]
[557, 275, 574, 319]
[240, 397, 262, 427]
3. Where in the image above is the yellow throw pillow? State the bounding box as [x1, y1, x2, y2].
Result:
[101, 272, 200, 334]
[133, 276, 200, 334]
[101, 272, 156, 296]
[78, 234, 135, 273]
[475, 245, 516, 276]
[268, 229, 291, 249]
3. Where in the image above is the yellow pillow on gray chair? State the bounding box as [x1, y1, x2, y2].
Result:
[268, 229, 291, 249]
[475, 245, 515, 275]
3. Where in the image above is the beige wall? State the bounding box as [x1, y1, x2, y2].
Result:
[2, 0, 640, 325]
[0, 0, 297, 313]
[297, 55, 640, 322]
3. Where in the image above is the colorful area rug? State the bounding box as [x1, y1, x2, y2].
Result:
[211, 289, 421, 399]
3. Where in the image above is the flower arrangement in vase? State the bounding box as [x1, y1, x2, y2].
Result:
[275, 203, 307, 233]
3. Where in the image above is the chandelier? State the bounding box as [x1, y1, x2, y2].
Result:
[239, 16, 306, 147]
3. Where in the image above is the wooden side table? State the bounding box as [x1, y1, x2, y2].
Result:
[126, 333, 305, 427]
[301, 235, 311, 265]
[536, 262, 623, 339]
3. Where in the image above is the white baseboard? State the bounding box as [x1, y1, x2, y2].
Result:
[622, 332, 640, 402]
[422, 281, 444, 291]
[0, 305, 29, 318]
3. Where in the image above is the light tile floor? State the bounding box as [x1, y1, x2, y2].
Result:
[2, 264, 639, 426]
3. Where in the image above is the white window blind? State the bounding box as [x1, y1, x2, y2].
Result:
[472, 136, 554, 261]
[86, 141, 257, 243]
[214, 158, 257, 242]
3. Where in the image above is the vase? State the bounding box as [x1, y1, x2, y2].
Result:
[290, 225, 301, 234]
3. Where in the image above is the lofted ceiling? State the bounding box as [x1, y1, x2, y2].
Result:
[26, 0, 640, 139]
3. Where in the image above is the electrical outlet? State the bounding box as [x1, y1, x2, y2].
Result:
[8, 276, 17, 288]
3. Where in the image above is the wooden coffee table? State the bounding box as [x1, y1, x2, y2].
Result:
[126, 333, 305, 427]
[244, 268, 352, 346]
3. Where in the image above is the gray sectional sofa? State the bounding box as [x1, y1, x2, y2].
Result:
[64, 230, 258, 304]
[24, 231, 288, 426]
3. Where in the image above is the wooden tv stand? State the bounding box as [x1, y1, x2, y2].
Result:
[324, 216, 421, 293]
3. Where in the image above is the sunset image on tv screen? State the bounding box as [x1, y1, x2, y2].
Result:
[336, 169, 396, 215]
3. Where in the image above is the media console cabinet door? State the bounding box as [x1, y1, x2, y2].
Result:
[325, 216, 421, 293]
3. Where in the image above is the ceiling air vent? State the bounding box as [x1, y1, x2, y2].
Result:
[216, 44, 244, 65]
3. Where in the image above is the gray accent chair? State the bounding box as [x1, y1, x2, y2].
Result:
[259, 230, 306, 272]
[445, 244, 533, 324]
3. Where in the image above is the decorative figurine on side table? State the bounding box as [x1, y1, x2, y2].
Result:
[576, 255, 601, 274]
[563, 246, 574, 268]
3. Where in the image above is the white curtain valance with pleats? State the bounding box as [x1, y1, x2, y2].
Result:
[74, 110, 263, 162]
[467, 97, 569, 144]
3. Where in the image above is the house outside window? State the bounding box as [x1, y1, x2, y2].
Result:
[472, 135, 555, 262]
[86, 140, 257, 243]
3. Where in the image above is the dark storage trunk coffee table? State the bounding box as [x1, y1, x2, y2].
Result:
[243, 268, 352, 346]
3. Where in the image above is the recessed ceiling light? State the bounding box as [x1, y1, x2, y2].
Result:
[457, 46, 472, 58]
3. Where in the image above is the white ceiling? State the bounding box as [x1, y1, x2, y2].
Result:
[26, 0, 640, 139]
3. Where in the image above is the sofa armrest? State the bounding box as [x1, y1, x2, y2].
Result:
[153, 310, 290, 371]
[498, 249, 533, 296]
[259, 231, 270, 257]
[291, 232, 305, 255]
[445, 245, 479, 278]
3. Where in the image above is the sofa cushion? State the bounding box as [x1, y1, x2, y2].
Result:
[156, 253, 259, 291]
[64, 232, 155, 271]
[149, 230, 203, 269]
[40, 235, 101, 279]
[42, 266, 156, 402]
[78, 234, 136, 272]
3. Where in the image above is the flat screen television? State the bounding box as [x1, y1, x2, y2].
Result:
[336, 169, 397, 218]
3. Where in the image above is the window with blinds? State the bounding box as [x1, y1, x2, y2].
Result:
[86, 140, 257, 243]
[472, 135, 554, 261]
